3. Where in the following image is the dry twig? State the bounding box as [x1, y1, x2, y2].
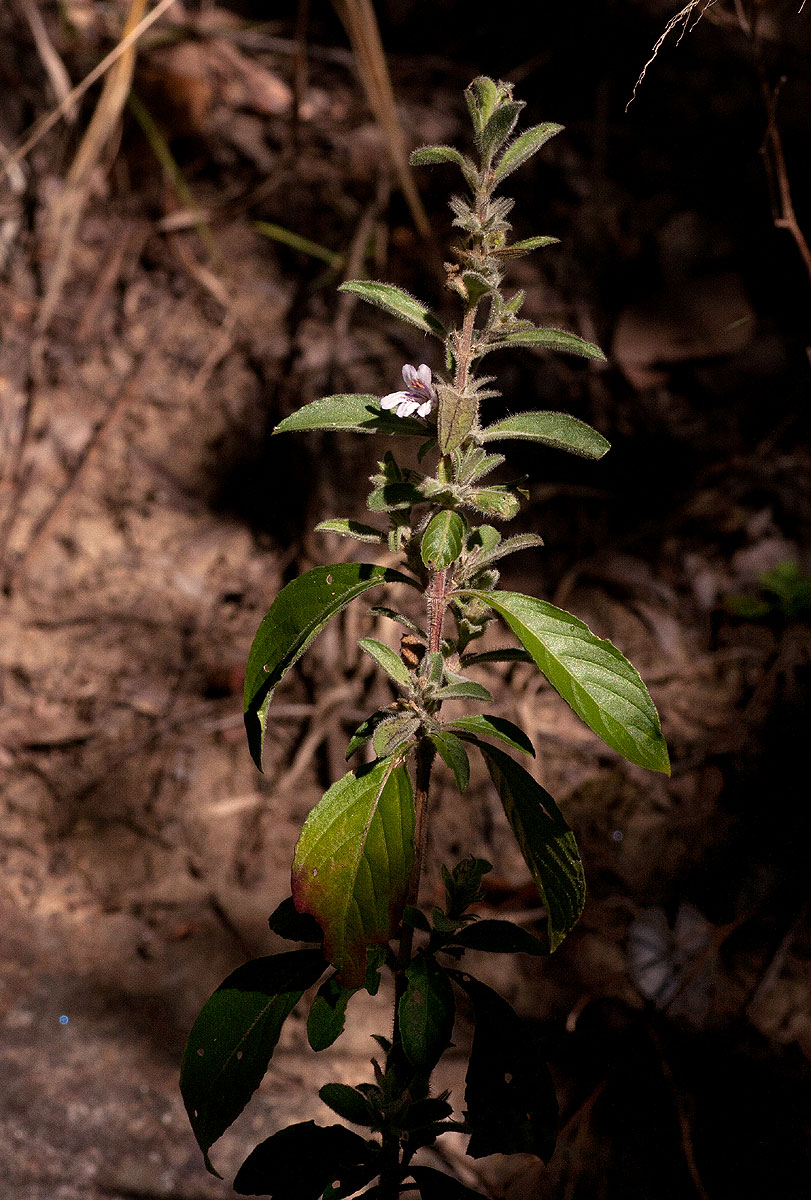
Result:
[736, 4, 811, 286]
[626, 0, 717, 111]
[648, 1024, 712, 1200]
[15, 0, 77, 122]
[36, 0, 150, 335]
[0, 0, 178, 182]
[332, 0, 430, 239]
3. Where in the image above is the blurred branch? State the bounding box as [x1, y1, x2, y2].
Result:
[0, 0, 178, 182]
[648, 1024, 712, 1200]
[626, 0, 810, 291]
[15, 0, 77, 122]
[332, 0, 431, 239]
[291, 0, 310, 144]
[254, 221, 344, 268]
[732, 1, 811, 288]
[127, 91, 220, 266]
[1, 2, 181, 585]
[36, 0, 151, 334]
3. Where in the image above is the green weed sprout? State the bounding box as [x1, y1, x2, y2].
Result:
[181, 76, 669, 1200]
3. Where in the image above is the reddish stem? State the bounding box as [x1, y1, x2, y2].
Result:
[426, 567, 448, 653]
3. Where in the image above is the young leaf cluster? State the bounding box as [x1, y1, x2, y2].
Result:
[182, 76, 669, 1199]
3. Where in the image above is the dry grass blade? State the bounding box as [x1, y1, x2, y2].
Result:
[16, 0, 77, 122]
[0, 0, 178, 182]
[332, 0, 430, 239]
[127, 91, 221, 267]
[36, 0, 152, 335]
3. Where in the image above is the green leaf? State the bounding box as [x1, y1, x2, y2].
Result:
[358, 637, 413, 689]
[429, 730, 471, 793]
[253, 221, 342, 267]
[460, 647, 533, 667]
[493, 122, 563, 183]
[409, 144, 465, 167]
[461, 271, 495, 305]
[443, 857, 492, 917]
[467, 589, 670, 774]
[233, 1121, 376, 1198]
[421, 510, 466, 570]
[724, 593, 773, 620]
[469, 487, 520, 519]
[494, 235, 560, 260]
[368, 607, 426, 639]
[364, 944, 386, 996]
[451, 714, 534, 756]
[292, 760, 415, 988]
[367, 481, 426, 512]
[761, 561, 811, 611]
[511, 235, 560, 251]
[438, 386, 478, 454]
[319, 1083, 376, 1127]
[180, 950, 327, 1173]
[466, 524, 501, 554]
[491, 328, 606, 361]
[410, 1166, 488, 1200]
[479, 411, 609, 459]
[372, 713, 420, 757]
[307, 974, 357, 1051]
[465, 532, 545, 573]
[449, 971, 557, 1161]
[399, 952, 456, 1073]
[436, 680, 494, 703]
[432, 907, 467, 935]
[244, 564, 412, 771]
[315, 518, 386, 543]
[501, 289, 526, 315]
[346, 710, 389, 759]
[400, 1096, 454, 1132]
[478, 101, 523, 160]
[449, 918, 545, 956]
[465, 76, 499, 134]
[275, 393, 427, 437]
[473, 742, 585, 952]
[421, 650, 445, 683]
[455, 448, 505, 485]
[419, 435, 439, 462]
[268, 896, 324, 943]
[339, 280, 446, 337]
[403, 904, 432, 932]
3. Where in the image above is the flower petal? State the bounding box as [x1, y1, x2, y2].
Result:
[401, 364, 419, 388]
[416, 364, 433, 390]
[416, 399, 433, 418]
[396, 399, 420, 418]
[381, 391, 409, 410]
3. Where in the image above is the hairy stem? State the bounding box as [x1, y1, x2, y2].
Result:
[454, 305, 477, 395]
[381, 162, 494, 1191]
[380, 739, 434, 1200]
[426, 567, 449, 653]
[378, 1132, 401, 1200]
[404, 738, 436, 947]
[381, 559, 448, 1195]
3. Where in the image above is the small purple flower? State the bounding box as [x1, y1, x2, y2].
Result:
[380, 363, 436, 419]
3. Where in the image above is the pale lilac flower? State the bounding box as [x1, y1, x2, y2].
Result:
[380, 363, 436, 419]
